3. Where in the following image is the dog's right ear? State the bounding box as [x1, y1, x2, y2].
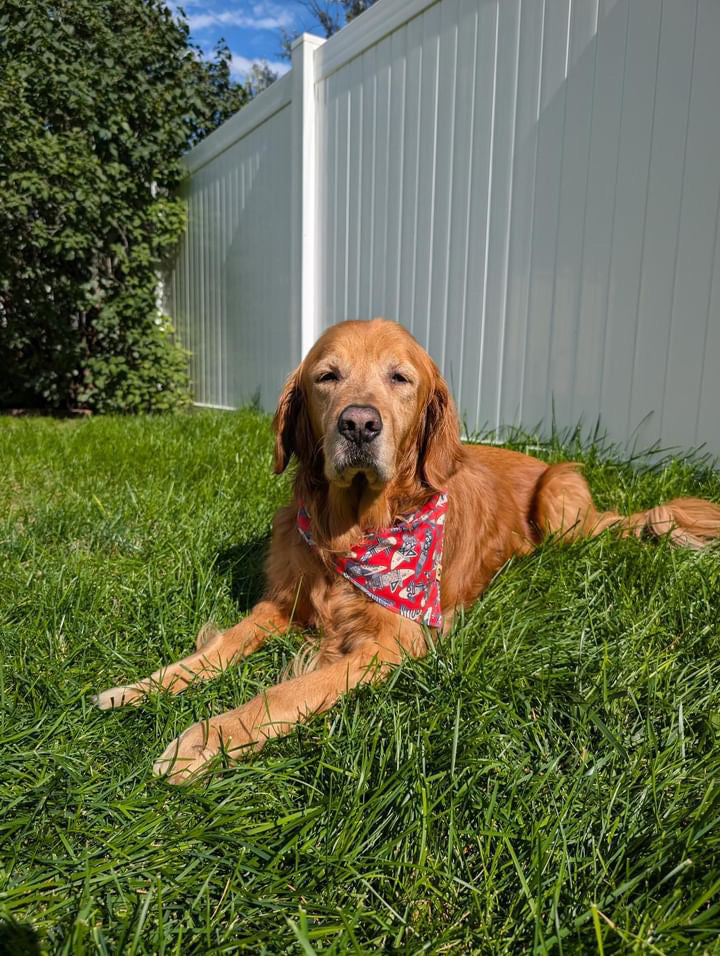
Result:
[273, 367, 313, 473]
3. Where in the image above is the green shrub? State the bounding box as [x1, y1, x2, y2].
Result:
[0, 0, 250, 412]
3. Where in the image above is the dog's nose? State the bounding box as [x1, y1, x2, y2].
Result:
[337, 405, 383, 445]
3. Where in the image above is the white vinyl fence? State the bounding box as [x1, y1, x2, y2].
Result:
[165, 0, 720, 454]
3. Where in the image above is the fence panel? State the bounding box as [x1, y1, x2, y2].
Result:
[171, 0, 720, 455]
[165, 74, 296, 409]
[314, 0, 720, 452]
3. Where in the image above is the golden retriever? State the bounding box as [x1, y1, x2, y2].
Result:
[94, 319, 720, 783]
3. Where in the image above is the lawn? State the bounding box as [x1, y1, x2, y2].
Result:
[1, 410, 720, 954]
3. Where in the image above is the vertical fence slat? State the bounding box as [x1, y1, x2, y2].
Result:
[398, 12, 423, 338]
[545, 0, 598, 433]
[499, 0, 544, 432]
[443, 0, 479, 412]
[478, 0, 521, 434]
[522, 0, 572, 430]
[427, 0, 458, 366]
[598, 0, 662, 440]
[459, 0, 498, 431]
[570, 0, 628, 433]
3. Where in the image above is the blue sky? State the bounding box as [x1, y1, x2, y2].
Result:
[171, 1, 317, 81]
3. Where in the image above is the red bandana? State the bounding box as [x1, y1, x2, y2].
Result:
[297, 493, 448, 628]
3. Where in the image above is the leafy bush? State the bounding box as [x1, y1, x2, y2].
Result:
[0, 0, 250, 412]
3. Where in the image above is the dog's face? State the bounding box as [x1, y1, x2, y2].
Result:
[274, 319, 461, 492]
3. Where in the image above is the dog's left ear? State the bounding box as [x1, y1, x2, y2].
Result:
[419, 366, 463, 490]
[273, 367, 314, 474]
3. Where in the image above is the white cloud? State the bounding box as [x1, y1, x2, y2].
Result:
[186, 12, 219, 29]
[229, 52, 290, 79]
[187, 4, 296, 33]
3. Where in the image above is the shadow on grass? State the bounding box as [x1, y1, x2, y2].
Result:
[0, 919, 41, 956]
[216, 534, 271, 611]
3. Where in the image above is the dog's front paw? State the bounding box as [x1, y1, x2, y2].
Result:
[153, 714, 258, 784]
[152, 726, 215, 784]
[91, 684, 146, 710]
[152, 719, 230, 784]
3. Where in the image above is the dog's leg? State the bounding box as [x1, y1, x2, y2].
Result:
[153, 622, 425, 784]
[92, 600, 290, 710]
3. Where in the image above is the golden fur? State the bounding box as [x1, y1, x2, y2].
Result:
[94, 319, 720, 783]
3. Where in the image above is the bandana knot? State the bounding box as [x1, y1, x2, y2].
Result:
[297, 493, 448, 627]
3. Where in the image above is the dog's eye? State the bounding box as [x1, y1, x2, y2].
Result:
[390, 371, 411, 385]
[317, 371, 339, 383]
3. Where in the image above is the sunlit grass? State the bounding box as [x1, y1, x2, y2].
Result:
[1, 411, 719, 953]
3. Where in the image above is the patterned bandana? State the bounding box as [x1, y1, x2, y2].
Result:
[297, 492, 448, 628]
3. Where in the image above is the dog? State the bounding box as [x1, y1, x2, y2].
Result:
[93, 319, 720, 783]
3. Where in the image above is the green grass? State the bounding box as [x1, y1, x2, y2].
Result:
[2, 411, 720, 954]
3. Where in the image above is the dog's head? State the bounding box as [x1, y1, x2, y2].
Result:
[273, 319, 462, 493]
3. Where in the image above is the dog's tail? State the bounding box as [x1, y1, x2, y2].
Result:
[531, 462, 720, 550]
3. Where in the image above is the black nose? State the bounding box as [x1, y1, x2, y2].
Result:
[337, 405, 383, 445]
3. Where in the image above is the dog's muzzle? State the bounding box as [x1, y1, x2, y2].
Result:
[332, 404, 386, 478]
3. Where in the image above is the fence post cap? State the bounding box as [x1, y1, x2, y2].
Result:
[291, 32, 325, 52]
